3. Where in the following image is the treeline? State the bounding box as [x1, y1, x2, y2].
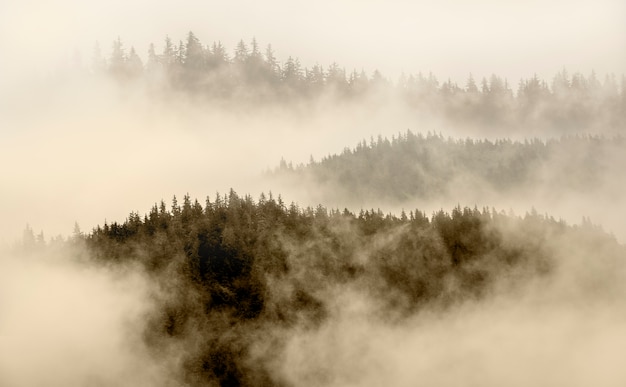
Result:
[61, 190, 619, 386]
[88, 32, 626, 131]
[272, 131, 624, 203]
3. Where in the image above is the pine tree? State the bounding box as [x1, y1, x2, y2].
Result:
[184, 31, 205, 70]
[109, 37, 126, 78]
[146, 43, 160, 73]
[250, 37, 261, 59]
[234, 39, 249, 63]
[282, 56, 302, 86]
[264, 44, 279, 78]
[465, 73, 478, 93]
[162, 36, 176, 68]
[207, 41, 229, 70]
[126, 47, 143, 77]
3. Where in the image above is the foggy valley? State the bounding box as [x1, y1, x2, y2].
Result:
[1, 1, 625, 386]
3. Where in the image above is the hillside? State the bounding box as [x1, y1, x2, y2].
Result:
[82, 33, 626, 134]
[271, 132, 625, 205]
[43, 191, 621, 386]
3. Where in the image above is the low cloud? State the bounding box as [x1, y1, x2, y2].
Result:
[274, 225, 626, 387]
[0, 249, 175, 387]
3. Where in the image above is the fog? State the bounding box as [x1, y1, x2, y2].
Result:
[0, 249, 176, 387]
[2, 76, 624, 244]
[0, 77, 421, 244]
[279, 282, 626, 387]
[275, 224, 626, 387]
[1, 1, 625, 386]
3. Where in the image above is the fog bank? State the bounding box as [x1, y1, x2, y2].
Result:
[0, 249, 174, 386]
[275, 225, 626, 387]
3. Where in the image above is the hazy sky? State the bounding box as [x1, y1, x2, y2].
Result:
[1, 0, 624, 84]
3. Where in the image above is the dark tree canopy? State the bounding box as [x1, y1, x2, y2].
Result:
[68, 190, 622, 387]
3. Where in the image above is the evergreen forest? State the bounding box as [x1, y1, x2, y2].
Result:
[87, 33, 626, 133]
[3, 29, 626, 387]
[271, 131, 624, 203]
[20, 191, 619, 386]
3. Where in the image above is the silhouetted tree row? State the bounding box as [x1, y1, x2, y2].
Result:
[74, 190, 620, 386]
[93, 33, 374, 100]
[401, 69, 625, 132]
[91, 32, 625, 131]
[273, 131, 624, 203]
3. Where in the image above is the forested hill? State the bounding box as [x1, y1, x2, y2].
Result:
[45, 191, 622, 387]
[85, 32, 625, 133]
[271, 132, 625, 203]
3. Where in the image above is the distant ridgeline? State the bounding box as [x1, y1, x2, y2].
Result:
[271, 131, 625, 203]
[66, 191, 621, 386]
[90, 32, 626, 131]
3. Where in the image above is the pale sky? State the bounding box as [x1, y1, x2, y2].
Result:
[0, 0, 624, 84]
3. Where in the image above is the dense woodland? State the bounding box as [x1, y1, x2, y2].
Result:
[10, 30, 625, 387]
[18, 191, 621, 387]
[86, 32, 626, 132]
[271, 131, 624, 203]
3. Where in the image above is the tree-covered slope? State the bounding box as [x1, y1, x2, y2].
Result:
[74, 190, 624, 387]
[88, 33, 626, 133]
[271, 132, 625, 204]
